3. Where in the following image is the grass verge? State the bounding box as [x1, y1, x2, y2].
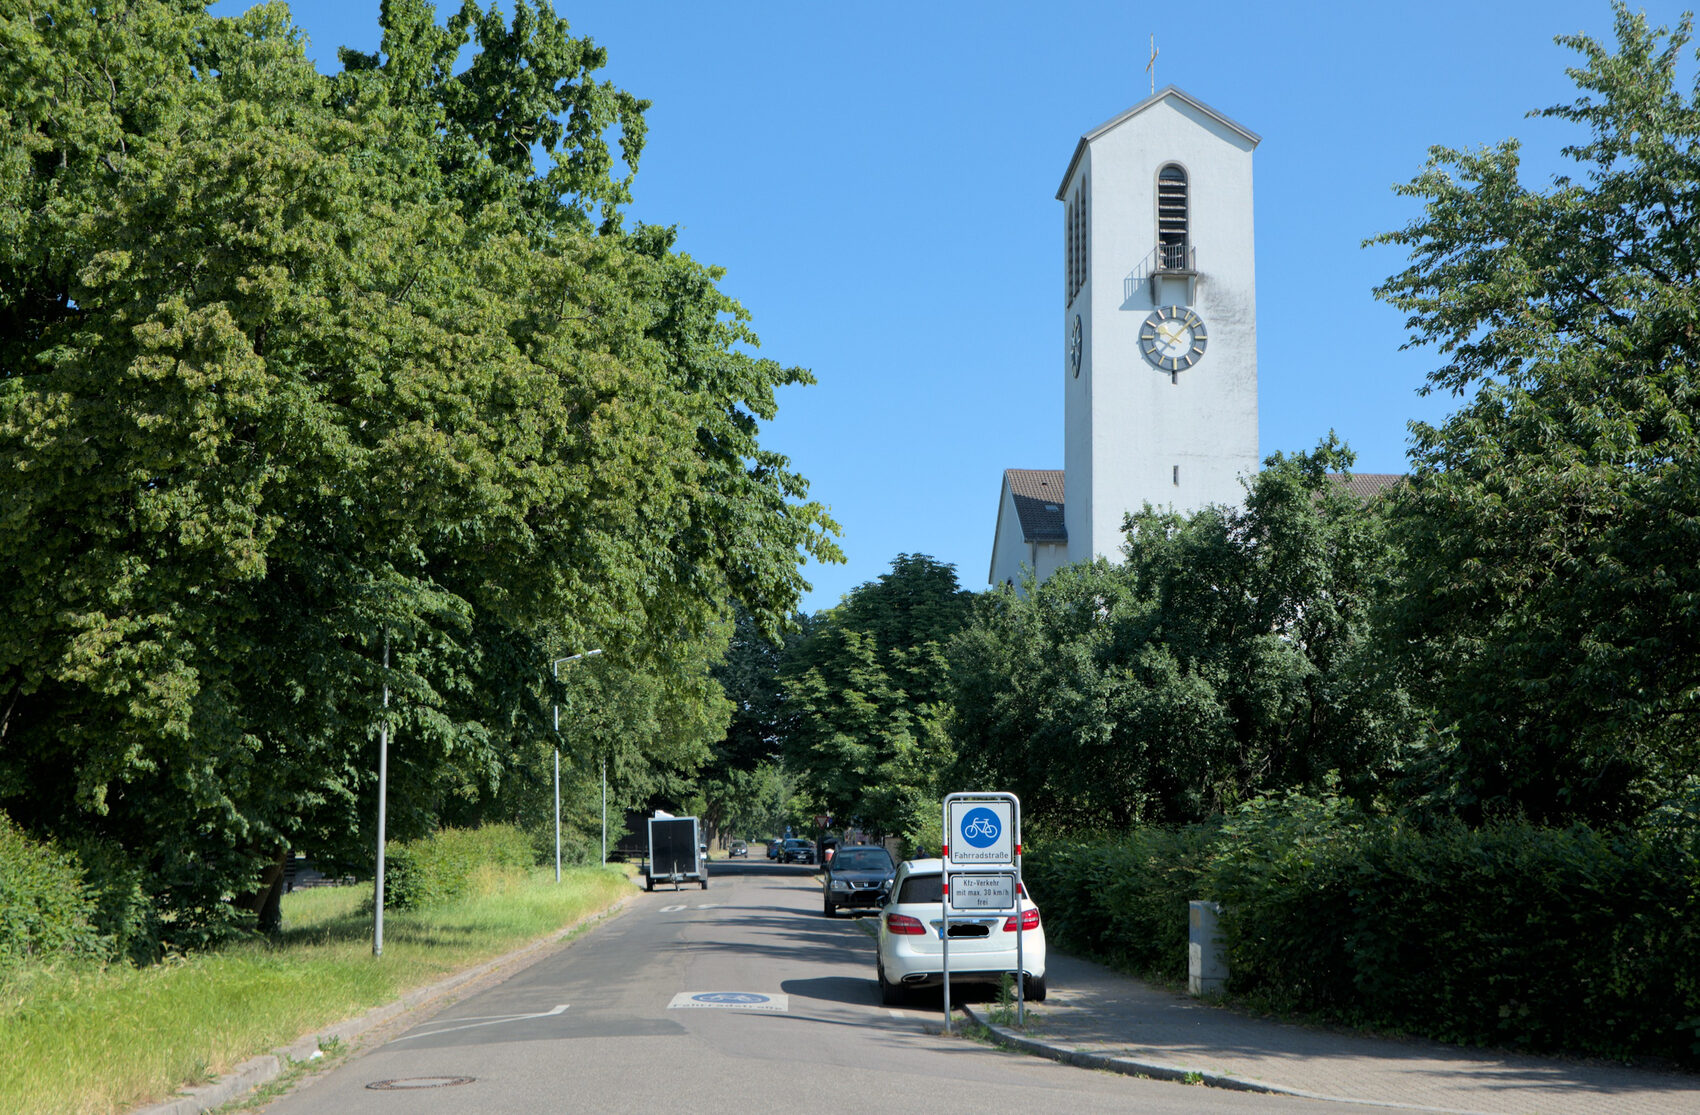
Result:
[0, 865, 629, 1115]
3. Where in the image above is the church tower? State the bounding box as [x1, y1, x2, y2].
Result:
[1059, 86, 1259, 565]
[988, 86, 1259, 590]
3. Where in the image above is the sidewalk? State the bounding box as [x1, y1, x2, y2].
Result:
[960, 952, 1700, 1115]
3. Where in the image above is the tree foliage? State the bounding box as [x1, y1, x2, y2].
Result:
[949, 442, 1403, 830]
[1372, 1, 1700, 824]
[781, 555, 972, 840]
[0, 0, 837, 944]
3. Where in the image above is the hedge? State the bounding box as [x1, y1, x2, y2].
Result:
[1025, 793, 1700, 1066]
[1023, 825, 1217, 983]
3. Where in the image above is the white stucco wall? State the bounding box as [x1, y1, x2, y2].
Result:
[988, 481, 1029, 588]
[1063, 92, 1259, 566]
[987, 482, 1069, 593]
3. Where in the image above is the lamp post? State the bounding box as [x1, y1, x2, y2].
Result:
[550, 649, 602, 881]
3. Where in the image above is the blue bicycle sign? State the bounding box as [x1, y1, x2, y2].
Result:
[959, 808, 1002, 848]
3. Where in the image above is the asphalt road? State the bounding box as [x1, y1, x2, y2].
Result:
[258, 859, 1384, 1114]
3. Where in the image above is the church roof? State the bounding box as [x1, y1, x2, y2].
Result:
[1327, 473, 1403, 501]
[1056, 85, 1261, 200]
[1005, 469, 1068, 542]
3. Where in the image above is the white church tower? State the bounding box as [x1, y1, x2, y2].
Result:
[1062, 85, 1260, 565]
[990, 86, 1260, 588]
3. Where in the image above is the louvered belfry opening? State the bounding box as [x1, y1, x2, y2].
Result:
[1066, 179, 1088, 305]
[1157, 164, 1188, 270]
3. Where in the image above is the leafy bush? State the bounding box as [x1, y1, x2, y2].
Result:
[65, 837, 161, 966]
[0, 813, 108, 969]
[379, 826, 538, 911]
[1204, 791, 1368, 1011]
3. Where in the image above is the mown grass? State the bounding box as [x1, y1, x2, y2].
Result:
[0, 866, 630, 1115]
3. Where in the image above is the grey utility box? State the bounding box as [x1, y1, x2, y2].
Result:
[1188, 900, 1228, 996]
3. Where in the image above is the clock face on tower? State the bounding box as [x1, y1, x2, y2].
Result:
[1069, 315, 1082, 376]
[1140, 306, 1208, 372]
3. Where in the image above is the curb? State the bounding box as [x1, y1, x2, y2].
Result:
[132, 891, 634, 1115]
[956, 1002, 1497, 1115]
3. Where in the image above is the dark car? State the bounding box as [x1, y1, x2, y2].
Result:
[781, 838, 815, 864]
[729, 840, 748, 857]
[821, 845, 896, 917]
[767, 839, 783, 859]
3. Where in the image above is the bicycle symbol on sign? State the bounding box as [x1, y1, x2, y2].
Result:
[964, 816, 998, 840]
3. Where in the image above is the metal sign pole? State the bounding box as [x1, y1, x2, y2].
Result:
[1015, 810, 1024, 1026]
[940, 795, 952, 1033]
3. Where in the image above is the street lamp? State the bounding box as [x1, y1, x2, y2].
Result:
[550, 649, 603, 881]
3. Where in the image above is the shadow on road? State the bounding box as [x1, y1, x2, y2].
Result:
[781, 975, 880, 1007]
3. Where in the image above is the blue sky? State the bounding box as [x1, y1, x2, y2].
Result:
[248, 0, 1677, 613]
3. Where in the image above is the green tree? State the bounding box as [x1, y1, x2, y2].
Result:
[1371, 2, 1700, 825]
[950, 442, 1403, 829]
[782, 555, 972, 840]
[0, 0, 836, 945]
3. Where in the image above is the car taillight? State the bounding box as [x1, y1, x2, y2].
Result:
[1003, 908, 1040, 931]
[886, 913, 926, 935]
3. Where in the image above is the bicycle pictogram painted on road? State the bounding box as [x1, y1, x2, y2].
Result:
[668, 991, 790, 1012]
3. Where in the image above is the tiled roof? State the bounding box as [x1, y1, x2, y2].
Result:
[1326, 473, 1403, 501]
[1006, 469, 1067, 542]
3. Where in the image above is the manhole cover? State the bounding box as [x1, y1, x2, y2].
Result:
[366, 1076, 476, 1090]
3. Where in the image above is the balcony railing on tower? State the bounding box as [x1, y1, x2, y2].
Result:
[1156, 242, 1194, 272]
[1127, 243, 1200, 306]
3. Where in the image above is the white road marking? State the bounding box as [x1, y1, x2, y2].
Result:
[695, 903, 719, 909]
[659, 904, 687, 912]
[390, 1004, 568, 1042]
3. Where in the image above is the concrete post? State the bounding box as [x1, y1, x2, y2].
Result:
[1188, 900, 1227, 996]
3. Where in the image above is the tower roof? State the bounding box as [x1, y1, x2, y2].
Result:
[1056, 85, 1261, 199]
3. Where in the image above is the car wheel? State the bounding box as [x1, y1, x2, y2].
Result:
[823, 897, 836, 918]
[645, 876, 654, 893]
[1023, 973, 1047, 1002]
[700, 878, 708, 890]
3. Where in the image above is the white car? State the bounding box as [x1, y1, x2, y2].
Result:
[874, 858, 1047, 1005]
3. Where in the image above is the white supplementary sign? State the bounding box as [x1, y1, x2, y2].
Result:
[947, 872, 1016, 913]
[667, 992, 789, 1012]
[944, 799, 1015, 867]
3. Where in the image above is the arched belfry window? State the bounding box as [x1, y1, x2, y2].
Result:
[1157, 164, 1188, 269]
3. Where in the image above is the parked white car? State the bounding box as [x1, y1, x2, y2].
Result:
[874, 858, 1047, 1005]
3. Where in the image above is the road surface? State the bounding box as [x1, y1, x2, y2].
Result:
[258, 858, 1384, 1114]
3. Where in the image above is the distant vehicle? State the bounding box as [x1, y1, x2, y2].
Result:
[642, 815, 708, 891]
[729, 840, 748, 857]
[780, 838, 815, 865]
[821, 845, 895, 917]
[874, 858, 1046, 1006]
[767, 839, 783, 859]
